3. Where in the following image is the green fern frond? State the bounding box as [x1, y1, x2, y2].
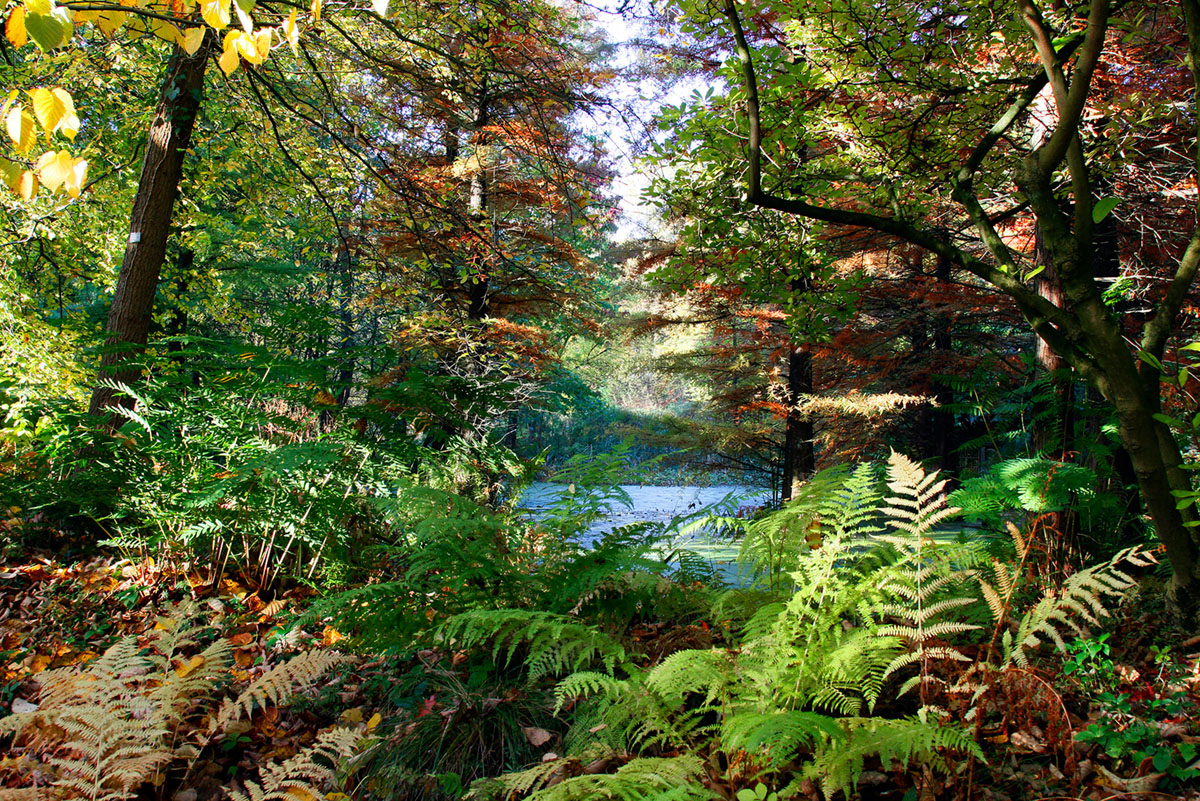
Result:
[809, 717, 983, 798]
[554, 671, 627, 714]
[722, 710, 843, 769]
[527, 755, 714, 801]
[645, 650, 733, 707]
[436, 610, 626, 681]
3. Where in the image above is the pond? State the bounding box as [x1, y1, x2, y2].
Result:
[519, 483, 771, 581]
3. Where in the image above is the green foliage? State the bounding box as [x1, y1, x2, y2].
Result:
[732, 462, 881, 588]
[806, 717, 981, 799]
[437, 611, 627, 682]
[480, 754, 716, 801]
[950, 457, 1121, 544]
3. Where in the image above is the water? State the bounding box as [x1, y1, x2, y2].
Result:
[520, 483, 770, 581]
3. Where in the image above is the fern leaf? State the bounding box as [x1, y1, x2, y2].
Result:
[217, 650, 350, 731]
[227, 727, 363, 801]
[809, 717, 983, 798]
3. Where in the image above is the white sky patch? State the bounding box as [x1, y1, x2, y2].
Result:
[579, 1, 716, 242]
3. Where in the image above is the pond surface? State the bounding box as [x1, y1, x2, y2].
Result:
[520, 483, 771, 581]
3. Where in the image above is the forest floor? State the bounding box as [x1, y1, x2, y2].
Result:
[1, 545, 1198, 801]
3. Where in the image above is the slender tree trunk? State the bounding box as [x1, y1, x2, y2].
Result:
[89, 40, 211, 417]
[781, 275, 814, 502]
[930, 252, 958, 473]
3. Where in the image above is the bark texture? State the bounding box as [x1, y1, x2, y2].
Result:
[89, 40, 210, 417]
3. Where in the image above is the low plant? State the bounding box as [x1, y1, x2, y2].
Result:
[0, 602, 357, 801]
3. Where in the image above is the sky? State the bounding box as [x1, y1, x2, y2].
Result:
[579, 0, 716, 242]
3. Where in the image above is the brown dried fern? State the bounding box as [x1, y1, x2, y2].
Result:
[225, 727, 363, 801]
[215, 649, 351, 731]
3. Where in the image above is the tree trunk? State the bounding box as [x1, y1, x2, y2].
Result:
[89, 40, 211, 417]
[781, 342, 814, 502]
[929, 252, 958, 473]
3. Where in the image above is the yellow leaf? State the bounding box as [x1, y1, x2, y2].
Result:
[233, 29, 263, 63]
[18, 169, 37, 200]
[94, 8, 126, 35]
[6, 105, 36, 153]
[51, 88, 77, 139]
[176, 654, 205, 677]
[340, 707, 363, 724]
[35, 149, 69, 191]
[24, 0, 52, 16]
[0, 156, 20, 191]
[65, 156, 87, 197]
[179, 24, 205, 55]
[6, 7, 27, 47]
[253, 27, 270, 59]
[150, 16, 179, 43]
[200, 0, 229, 30]
[321, 625, 343, 645]
[309, 0, 319, 23]
[366, 712, 381, 731]
[281, 9, 297, 55]
[218, 35, 240, 74]
[28, 87, 64, 137]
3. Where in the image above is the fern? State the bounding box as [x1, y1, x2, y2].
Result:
[644, 649, 733, 707]
[226, 726, 363, 801]
[735, 463, 882, 588]
[216, 649, 351, 730]
[807, 716, 983, 799]
[721, 710, 843, 770]
[529, 755, 714, 801]
[436, 610, 627, 681]
[874, 452, 983, 709]
[0, 603, 353, 801]
[1, 635, 179, 801]
[1003, 545, 1152, 666]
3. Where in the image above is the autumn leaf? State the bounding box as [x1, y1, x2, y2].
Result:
[6, 7, 27, 47]
[23, 6, 72, 50]
[200, 0, 231, 31]
[35, 150, 71, 191]
[93, 8, 126, 36]
[176, 654, 205, 677]
[0, 156, 21, 192]
[281, 9, 298, 55]
[6, 104, 36, 153]
[17, 169, 36, 199]
[233, 0, 254, 34]
[28, 87, 77, 140]
[218, 34, 240, 75]
[179, 25, 206, 55]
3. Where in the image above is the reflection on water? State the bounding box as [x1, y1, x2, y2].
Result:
[520, 483, 770, 581]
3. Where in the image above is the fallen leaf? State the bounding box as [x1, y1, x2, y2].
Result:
[10, 697, 37, 714]
[522, 726, 552, 747]
[176, 655, 205, 678]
